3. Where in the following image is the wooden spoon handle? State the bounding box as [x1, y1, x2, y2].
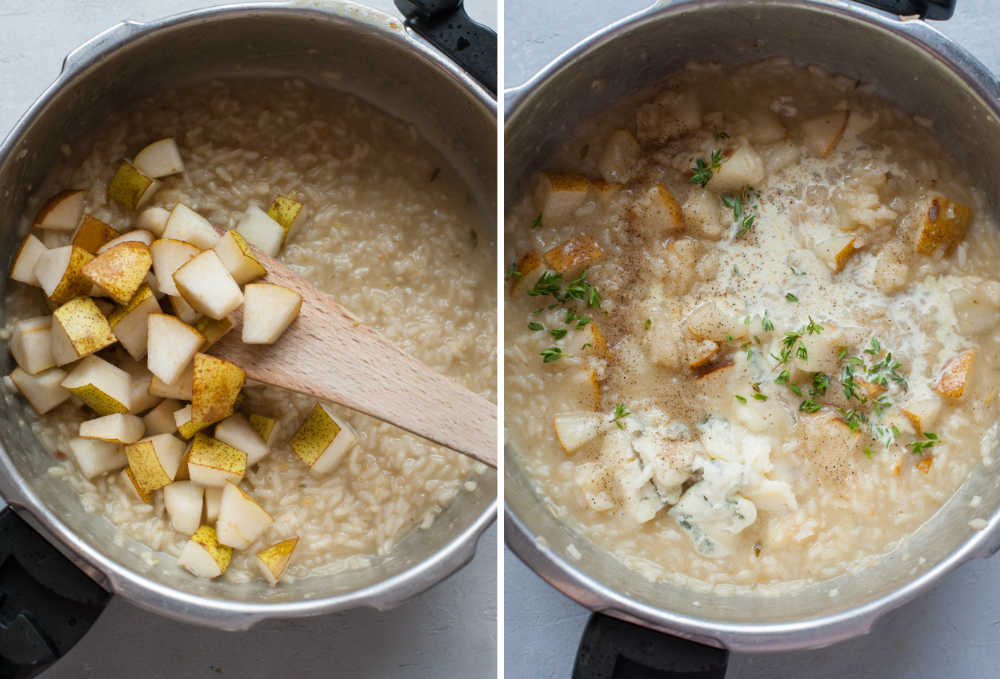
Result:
[210, 245, 497, 468]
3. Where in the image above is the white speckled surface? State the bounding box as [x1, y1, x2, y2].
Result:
[0, 1, 496, 677]
[504, 1, 1000, 677]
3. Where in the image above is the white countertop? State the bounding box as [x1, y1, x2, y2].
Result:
[0, 1, 497, 677]
[503, 1, 1000, 677]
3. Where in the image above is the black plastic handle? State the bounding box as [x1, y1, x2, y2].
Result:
[573, 613, 729, 679]
[0, 506, 110, 679]
[855, 0, 955, 19]
[394, 0, 497, 96]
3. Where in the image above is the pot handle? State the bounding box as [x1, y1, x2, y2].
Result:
[853, 0, 955, 19]
[394, 0, 497, 96]
[572, 613, 729, 679]
[0, 506, 110, 679]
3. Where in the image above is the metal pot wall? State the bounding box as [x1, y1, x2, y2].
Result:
[504, 0, 1000, 669]
[0, 2, 496, 675]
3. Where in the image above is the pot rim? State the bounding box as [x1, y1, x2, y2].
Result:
[0, 0, 496, 631]
[503, 0, 1000, 652]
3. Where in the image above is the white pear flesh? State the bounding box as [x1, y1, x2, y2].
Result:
[133, 138, 184, 178]
[173, 403, 210, 439]
[114, 355, 161, 414]
[96, 230, 155, 254]
[61, 355, 132, 415]
[178, 525, 232, 579]
[149, 368, 193, 400]
[149, 238, 199, 296]
[216, 482, 274, 550]
[143, 398, 181, 434]
[204, 486, 223, 522]
[168, 295, 200, 324]
[215, 413, 269, 465]
[235, 206, 283, 257]
[108, 284, 161, 361]
[136, 206, 170, 236]
[162, 204, 219, 250]
[289, 403, 358, 475]
[79, 413, 145, 444]
[172, 250, 244, 320]
[213, 230, 266, 285]
[10, 234, 47, 286]
[10, 367, 70, 414]
[68, 437, 126, 479]
[124, 433, 186, 492]
[242, 283, 301, 344]
[553, 412, 603, 455]
[146, 313, 204, 385]
[10, 316, 55, 375]
[33, 245, 93, 305]
[34, 190, 85, 230]
[163, 481, 204, 535]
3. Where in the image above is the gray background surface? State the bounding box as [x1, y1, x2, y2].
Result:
[503, 1, 1000, 678]
[0, 1, 497, 678]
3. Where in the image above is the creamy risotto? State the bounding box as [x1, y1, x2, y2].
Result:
[505, 59, 1000, 587]
[6, 79, 495, 582]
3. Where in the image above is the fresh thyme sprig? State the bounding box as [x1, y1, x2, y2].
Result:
[689, 149, 724, 187]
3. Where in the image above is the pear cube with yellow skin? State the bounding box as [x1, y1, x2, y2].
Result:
[149, 239, 199, 297]
[136, 206, 170, 236]
[213, 230, 267, 285]
[290, 403, 358, 476]
[242, 284, 301, 344]
[61, 355, 131, 415]
[125, 433, 186, 493]
[204, 486, 223, 522]
[143, 398, 181, 435]
[71, 216, 119, 254]
[50, 297, 117, 366]
[108, 284, 161, 361]
[934, 349, 975, 398]
[266, 195, 303, 234]
[133, 138, 184, 178]
[9, 367, 70, 414]
[68, 437, 126, 479]
[173, 404, 211, 439]
[215, 413, 269, 465]
[79, 413, 145, 444]
[163, 481, 203, 535]
[10, 234, 47, 286]
[146, 313, 204, 385]
[108, 161, 158, 210]
[83, 241, 153, 305]
[533, 173, 590, 223]
[236, 206, 284, 257]
[34, 245, 94, 306]
[119, 467, 154, 505]
[149, 367, 193, 400]
[173, 251, 244, 321]
[915, 196, 971, 255]
[34, 190, 85, 230]
[178, 525, 232, 579]
[542, 235, 605, 275]
[10, 316, 56, 375]
[191, 353, 245, 425]
[553, 412, 603, 456]
[508, 251, 541, 297]
[248, 413, 279, 448]
[257, 537, 298, 585]
[187, 433, 247, 487]
[162, 203, 220, 250]
[217, 482, 274, 550]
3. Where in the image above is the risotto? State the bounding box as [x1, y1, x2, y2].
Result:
[504, 59, 1000, 587]
[6, 79, 495, 583]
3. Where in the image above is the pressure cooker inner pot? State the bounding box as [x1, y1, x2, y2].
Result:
[0, 7, 496, 607]
[505, 1, 1000, 632]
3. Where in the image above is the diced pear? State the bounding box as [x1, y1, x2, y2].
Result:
[204, 486, 223, 522]
[708, 146, 765, 193]
[68, 437, 126, 478]
[215, 413, 269, 465]
[191, 353, 245, 425]
[162, 204, 220, 250]
[71, 216, 119, 254]
[120, 467, 154, 505]
[163, 481, 204, 535]
[509, 251, 542, 297]
[541, 235, 605, 275]
[682, 190, 724, 240]
[815, 235, 856, 273]
[34, 190, 85, 230]
[149, 367, 193, 400]
[630, 184, 685, 233]
[598, 129, 641, 183]
[248, 413, 279, 447]
[34, 245, 94, 305]
[242, 284, 301, 344]
[114, 354, 162, 414]
[79, 413, 145, 444]
[10, 316, 55, 374]
[635, 90, 701, 143]
[146, 313, 204, 385]
[173, 251, 243, 320]
[290, 403, 357, 475]
[934, 349, 975, 398]
[187, 433, 247, 487]
[61, 355, 131, 415]
[50, 297, 117, 365]
[108, 161, 158, 210]
[685, 300, 746, 343]
[266, 195, 303, 234]
[914, 196, 971, 255]
[178, 525, 232, 579]
[144, 398, 181, 435]
[9, 367, 70, 414]
[256, 537, 298, 585]
[96, 230, 155, 255]
[802, 111, 850, 158]
[10, 234, 47, 286]
[533, 173, 590, 223]
[168, 295, 200, 324]
[125, 433, 185, 492]
[746, 109, 788, 145]
[107, 284, 161, 360]
[83, 241, 152, 305]
[193, 317, 233, 350]
[136, 206, 170, 236]
[132, 138, 184, 178]
[583, 323, 608, 358]
[236, 206, 284, 257]
[553, 412, 602, 455]
[687, 339, 719, 368]
[213, 230, 266, 285]
[173, 404, 210, 439]
[217, 482, 274, 549]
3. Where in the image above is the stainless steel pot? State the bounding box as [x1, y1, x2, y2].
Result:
[505, 0, 1000, 660]
[0, 0, 496, 671]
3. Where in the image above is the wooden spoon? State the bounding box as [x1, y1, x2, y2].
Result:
[209, 239, 497, 468]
